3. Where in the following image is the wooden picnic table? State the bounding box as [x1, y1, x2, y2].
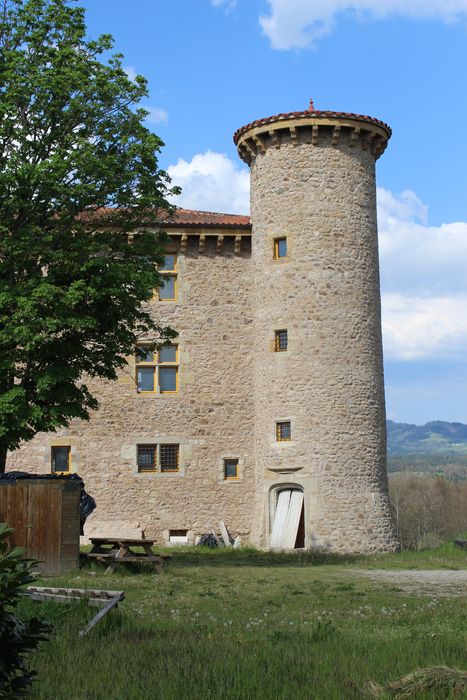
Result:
[87, 537, 171, 575]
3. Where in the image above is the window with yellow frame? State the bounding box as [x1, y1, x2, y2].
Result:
[276, 421, 291, 442]
[223, 459, 239, 481]
[136, 344, 179, 394]
[51, 446, 71, 474]
[273, 237, 287, 260]
[158, 254, 177, 301]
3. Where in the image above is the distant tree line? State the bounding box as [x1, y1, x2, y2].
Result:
[389, 474, 467, 550]
[388, 453, 467, 481]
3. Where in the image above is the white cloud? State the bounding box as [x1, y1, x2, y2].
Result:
[211, 0, 237, 12]
[382, 293, 467, 360]
[377, 188, 467, 360]
[260, 0, 467, 49]
[167, 151, 249, 214]
[144, 107, 169, 125]
[377, 188, 467, 296]
[123, 66, 138, 82]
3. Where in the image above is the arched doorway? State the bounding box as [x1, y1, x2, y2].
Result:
[270, 487, 305, 549]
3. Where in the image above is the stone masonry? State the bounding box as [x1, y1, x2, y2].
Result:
[8, 103, 399, 552]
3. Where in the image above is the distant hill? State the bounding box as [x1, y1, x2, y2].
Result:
[387, 420, 467, 455]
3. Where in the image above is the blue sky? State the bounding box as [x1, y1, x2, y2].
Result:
[80, 0, 467, 425]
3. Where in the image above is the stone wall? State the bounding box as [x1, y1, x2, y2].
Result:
[247, 127, 398, 552]
[8, 235, 256, 544]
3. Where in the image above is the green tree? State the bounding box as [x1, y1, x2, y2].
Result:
[0, 0, 179, 471]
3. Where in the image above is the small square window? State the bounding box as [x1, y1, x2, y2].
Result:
[137, 444, 157, 472]
[51, 446, 71, 474]
[276, 421, 291, 442]
[274, 330, 288, 352]
[160, 444, 179, 472]
[224, 459, 239, 480]
[274, 237, 287, 259]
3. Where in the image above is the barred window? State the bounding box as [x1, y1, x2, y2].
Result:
[276, 421, 291, 442]
[137, 444, 157, 472]
[137, 444, 180, 474]
[274, 330, 288, 352]
[160, 444, 180, 472]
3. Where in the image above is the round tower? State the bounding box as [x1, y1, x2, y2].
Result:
[234, 102, 398, 553]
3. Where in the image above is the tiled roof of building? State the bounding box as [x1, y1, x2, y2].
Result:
[233, 108, 392, 143]
[78, 207, 251, 229]
[155, 208, 251, 228]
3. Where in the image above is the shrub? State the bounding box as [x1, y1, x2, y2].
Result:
[0, 523, 51, 698]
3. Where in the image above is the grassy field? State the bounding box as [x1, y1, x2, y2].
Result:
[20, 544, 467, 700]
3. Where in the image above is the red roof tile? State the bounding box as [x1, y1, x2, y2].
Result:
[233, 109, 391, 144]
[78, 207, 251, 229]
[155, 208, 251, 228]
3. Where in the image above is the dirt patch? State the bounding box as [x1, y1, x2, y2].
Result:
[350, 569, 467, 596]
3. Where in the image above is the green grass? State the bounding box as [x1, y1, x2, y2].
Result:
[20, 547, 467, 700]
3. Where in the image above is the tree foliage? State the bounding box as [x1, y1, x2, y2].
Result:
[389, 474, 467, 549]
[0, 0, 179, 469]
[0, 523, 51, 698]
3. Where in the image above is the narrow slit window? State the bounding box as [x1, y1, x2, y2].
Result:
[276, 421, 291, 442]
[158, 254, 177, 301]
[274, 330, 288, 352]
[137, 444, 157, 472]
[160, 444, 180, 472]
[224, 459, 239, 480]
[51, 446, 71, 474]
[274, 237, 287, 259]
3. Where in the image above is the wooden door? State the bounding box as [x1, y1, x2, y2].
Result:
[270, 489, 304, 549]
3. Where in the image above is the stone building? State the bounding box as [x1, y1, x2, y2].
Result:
[8, 103, 399, 552]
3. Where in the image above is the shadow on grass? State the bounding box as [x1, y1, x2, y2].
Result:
[78, 539, 467, 576]
[79, 547, 361, 574]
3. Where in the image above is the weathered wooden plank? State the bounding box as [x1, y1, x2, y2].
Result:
[79, 595, 122, 636]
[283, 491, 304, 549]
[270, 490, 290, 548]
[27, 586, 123, 599]
[219, 521, 233, 548]
[90, 537, 155, 546]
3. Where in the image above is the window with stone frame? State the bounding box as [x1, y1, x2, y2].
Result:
[157, 253, 177, 301]
[273, 237, 287, 259]
[136, 344, 179, 394]
[137, 444, 180, 473]
[276, 421, 292, 442]
[51, 446, 71, 474]
[223, 459, 239, 480]
[274, 329, 288, 352]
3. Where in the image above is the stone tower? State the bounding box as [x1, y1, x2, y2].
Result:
[234, 102, 398, 552]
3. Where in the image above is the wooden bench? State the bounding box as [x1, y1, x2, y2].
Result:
[87, 537, 172, 575]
